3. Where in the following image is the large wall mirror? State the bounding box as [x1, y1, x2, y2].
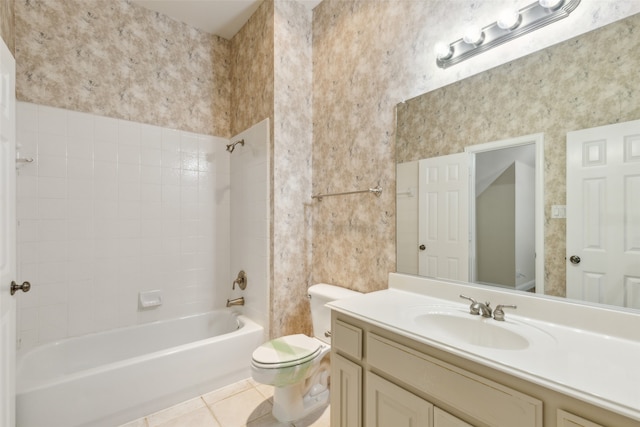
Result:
[396, 12, 640, 311]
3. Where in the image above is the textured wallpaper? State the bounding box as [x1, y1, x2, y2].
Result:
[397, 14, 640, 296]
[14, 0, 230, 137]
[312, 0, 640, 295]
[272, 1, 313, 338]
[230, 0, 274, 138]
[0, 0, 14, 54]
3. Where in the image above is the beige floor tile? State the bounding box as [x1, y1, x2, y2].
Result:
[202, 379, 255, 406]
[254, 383, 274, 401]
[246, 413, 293, 427]
[292, 405, 330, 427]
[209, 388, 273, 427]
[118, 417, 148, 427]
[152, 407, 220, 427]
[146, 397, 206, 426]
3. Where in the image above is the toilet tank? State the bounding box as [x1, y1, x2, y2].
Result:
[308, 284, 362, 344]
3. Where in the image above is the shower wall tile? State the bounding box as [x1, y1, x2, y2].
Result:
[14, 0, 231, 138]
[15, 102, 230, 352]
[229, 119, 270, 338]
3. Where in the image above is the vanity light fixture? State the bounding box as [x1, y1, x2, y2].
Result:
[539, 0, 564, 10]
[463, 26, 485, 46]
[434, 42, 454, 60]
[436, 0, 580, 69]
[497, 9, 522, 30]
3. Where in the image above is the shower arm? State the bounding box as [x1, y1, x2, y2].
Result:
[226, 139, 244, 153]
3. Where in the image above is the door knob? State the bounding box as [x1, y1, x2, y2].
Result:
[569, 255, 581, 265]
[10, 281, 31, 295]
[419, 244, 426, 251]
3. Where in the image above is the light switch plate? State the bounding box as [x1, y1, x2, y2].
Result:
[551, 205, 566, 219]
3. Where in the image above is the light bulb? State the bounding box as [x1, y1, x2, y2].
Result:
[434, 42, 453, 60]
[463, 27, 484, 45]
[497, 9, 521, 30]
[539, 0, 564, 10]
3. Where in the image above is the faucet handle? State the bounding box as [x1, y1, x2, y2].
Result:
[493, 304, 517, 321]
[459, 294, 476, 304]
[460, 294, 479, 315]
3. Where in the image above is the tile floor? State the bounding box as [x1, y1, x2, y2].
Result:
[118, 378, 330, 427]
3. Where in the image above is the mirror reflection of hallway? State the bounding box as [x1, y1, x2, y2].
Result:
[466, 134, 543, 292]
[474, 145, 536, 290]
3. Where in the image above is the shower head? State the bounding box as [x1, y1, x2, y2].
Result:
[226, 139, 244, 153]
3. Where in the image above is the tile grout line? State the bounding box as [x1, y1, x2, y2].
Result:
[201, 396, 223, 427]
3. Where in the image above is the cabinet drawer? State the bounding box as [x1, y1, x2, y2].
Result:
[367, 333, 542, 427]
[557, 409, 604, 427]
[333, 319, 363, 360]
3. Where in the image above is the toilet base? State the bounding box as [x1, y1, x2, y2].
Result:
[272, 380, 329, 422]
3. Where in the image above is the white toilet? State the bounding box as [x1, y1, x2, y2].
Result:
[251, 283, 361, 422]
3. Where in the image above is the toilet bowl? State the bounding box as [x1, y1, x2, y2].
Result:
[251, 284, 362, 422]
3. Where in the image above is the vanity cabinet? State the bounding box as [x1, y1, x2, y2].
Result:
[332, 353, 362, 427]
[331, 311, 638, 427]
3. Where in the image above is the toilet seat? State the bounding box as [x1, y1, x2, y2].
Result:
[252, 334, 323, 369]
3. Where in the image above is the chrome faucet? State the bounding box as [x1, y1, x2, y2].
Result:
[226, 297, 244, 307]
[460, 294, 492, 318]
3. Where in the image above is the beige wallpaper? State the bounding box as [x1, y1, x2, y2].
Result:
[0, 0, 14, 54]
[272, 0, 313, 338]
[14, 0, 230, 137]
[396, 14, 640, 296]
[230, 0, 274, 139]
[312, 0, 403, 293]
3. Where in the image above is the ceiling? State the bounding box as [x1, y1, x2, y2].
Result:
[132, 0, 322, 40]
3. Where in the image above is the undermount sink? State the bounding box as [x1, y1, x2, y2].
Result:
[414, 311, 530, 350]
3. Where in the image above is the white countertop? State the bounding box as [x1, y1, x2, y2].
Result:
[328, 273, 640, 422]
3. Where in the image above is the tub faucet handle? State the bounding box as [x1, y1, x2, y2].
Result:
[232, 270, 247, 290]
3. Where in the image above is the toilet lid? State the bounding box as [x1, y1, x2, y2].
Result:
[252, 334, 322, 368]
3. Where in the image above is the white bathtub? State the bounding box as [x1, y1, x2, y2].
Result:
[16, 311, 264, 427]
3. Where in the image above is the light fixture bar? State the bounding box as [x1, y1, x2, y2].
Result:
[436, 0, 580, 69]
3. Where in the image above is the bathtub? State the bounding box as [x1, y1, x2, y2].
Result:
[16, 311, 264, 427]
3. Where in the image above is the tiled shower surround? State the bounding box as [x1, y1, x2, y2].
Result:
[15, 102, 230, 352]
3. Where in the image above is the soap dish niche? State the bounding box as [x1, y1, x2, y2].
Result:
[139, 290, 162, 309]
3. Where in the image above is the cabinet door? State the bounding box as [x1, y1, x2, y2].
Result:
[366, 372, 433, 427]
[557, 410, 604, 427]
[434, 407, 474, 427]
[331, 353, 362, 427]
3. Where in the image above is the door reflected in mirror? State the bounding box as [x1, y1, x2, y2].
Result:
[397, 134, 543, 292]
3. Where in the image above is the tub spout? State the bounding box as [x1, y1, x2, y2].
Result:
[226, 297, 245, 307]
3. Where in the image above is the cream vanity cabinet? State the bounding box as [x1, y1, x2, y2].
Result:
[330, 312, 635, 427]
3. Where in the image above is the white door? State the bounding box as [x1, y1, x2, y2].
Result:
[418, 154, 469, 281]
[567, 120, 640, 308]
[0, 38, 16, 427]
